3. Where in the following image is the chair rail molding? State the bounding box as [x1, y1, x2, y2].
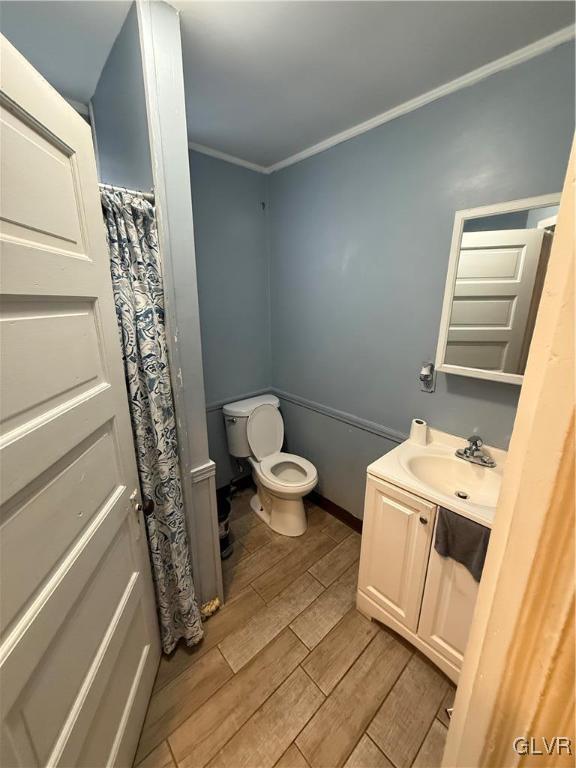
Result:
[190, 460, 217, 484]
[273, 388, 408, 445]
[205, 388, 271, 413]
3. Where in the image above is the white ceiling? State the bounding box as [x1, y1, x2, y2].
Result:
[1, 1, 573, 167]
[177, 1, 574, 167]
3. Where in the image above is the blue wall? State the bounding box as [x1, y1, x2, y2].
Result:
[91, 4, 153, 192]
[189, 151, 270, 487]
[188, 44, 574, 510]
[266, 42, 574, 516]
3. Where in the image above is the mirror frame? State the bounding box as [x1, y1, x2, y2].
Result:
[435, 193, 561, 385]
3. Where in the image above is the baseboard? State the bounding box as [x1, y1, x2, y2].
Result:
[309, 491, 363, 534]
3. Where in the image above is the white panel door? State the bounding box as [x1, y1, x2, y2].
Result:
[357, 478, 435, 632]
[418, 543, 479, 670]
[446, 229, 545, 373]
[0, 36, 160, 768]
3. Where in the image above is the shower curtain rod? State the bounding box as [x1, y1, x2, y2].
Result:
[99, 182, 155, 202]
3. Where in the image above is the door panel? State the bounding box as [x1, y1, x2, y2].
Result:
[357, 478, 435, 631]
[77, 608, 150, 768]
[53, 579, 146, 768]
[444, 341, 507, 370]
[0, 105, 84, 250]
[1, 430, 118, 632]
[17, 524, 133, 765]
[0, 384, 116, 505]
[0, 35, 160, 767]
[1, 298, 103, 432]
[418, 542, 478, 669]
[449, 297, 513, 327]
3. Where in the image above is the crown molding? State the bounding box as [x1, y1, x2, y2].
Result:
[188, 141, 268, 174]
[267, 25, 575, 173]
[188, 25, 575, 176]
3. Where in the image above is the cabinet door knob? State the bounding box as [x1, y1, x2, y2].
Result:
[419, 516, 428, 525]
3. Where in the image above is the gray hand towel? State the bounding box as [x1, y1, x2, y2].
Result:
[434, 507, 491, 582]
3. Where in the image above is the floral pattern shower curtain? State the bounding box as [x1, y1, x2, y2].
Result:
[101, 189, 203, 654]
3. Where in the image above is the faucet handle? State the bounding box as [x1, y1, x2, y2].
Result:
[468, 435, 483, 448]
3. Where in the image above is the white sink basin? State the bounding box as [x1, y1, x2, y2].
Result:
[367, 426, 506, 527]
[403, 454, 501, 508]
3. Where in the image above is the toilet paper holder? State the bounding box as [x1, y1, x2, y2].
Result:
[419, 362, 436, 393]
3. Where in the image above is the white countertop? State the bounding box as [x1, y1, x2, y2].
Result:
[367, 427, 507, 528]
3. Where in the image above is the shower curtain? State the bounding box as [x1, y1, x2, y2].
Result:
[101, 189, 203, 654]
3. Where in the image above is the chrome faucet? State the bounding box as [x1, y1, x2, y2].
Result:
[455, 436, 496, 468]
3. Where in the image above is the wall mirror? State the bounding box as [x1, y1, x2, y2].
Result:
[435, 194, 560, 385]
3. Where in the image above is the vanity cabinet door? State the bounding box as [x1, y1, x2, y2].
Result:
[418, 541, 479, 669]
[358, 477, 435, 632]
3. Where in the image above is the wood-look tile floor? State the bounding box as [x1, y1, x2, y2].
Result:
[135, 488, 456, 768]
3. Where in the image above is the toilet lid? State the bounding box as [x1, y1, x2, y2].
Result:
[247, 404, 284, 460]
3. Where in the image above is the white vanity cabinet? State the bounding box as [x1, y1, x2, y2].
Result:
[357, 475, 479, 683]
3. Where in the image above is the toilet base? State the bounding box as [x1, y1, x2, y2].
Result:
[251, 485, 307, 537]
[250, 493, 270, 525]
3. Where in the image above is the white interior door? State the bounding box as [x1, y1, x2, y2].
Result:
[0, 36, 160, 767]
[446, 228, 545, 373]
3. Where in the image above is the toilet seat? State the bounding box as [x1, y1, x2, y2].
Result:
[247, 404, 284, 460]
[259, 452, 317, 489]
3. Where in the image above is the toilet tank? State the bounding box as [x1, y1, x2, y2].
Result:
[222, 394, 280, 457]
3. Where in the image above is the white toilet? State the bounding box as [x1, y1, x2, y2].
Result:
[223, 395, 317, 536]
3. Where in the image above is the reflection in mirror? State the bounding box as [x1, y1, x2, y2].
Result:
[436, 196, 560, 385]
